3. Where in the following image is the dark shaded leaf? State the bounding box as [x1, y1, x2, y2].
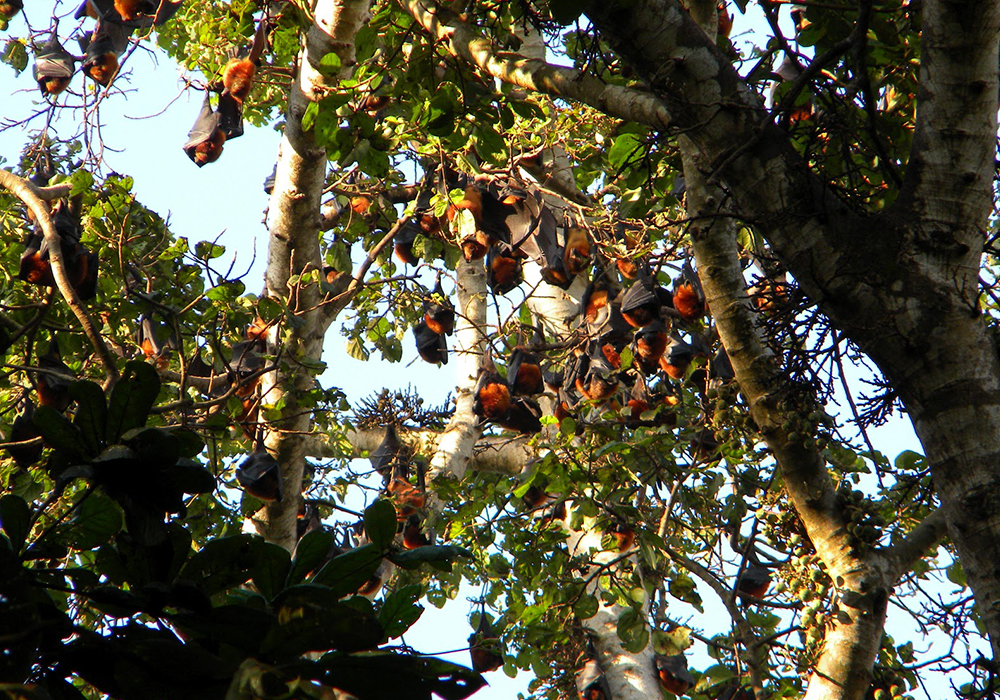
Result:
[105, 361, 161, 444]
[311, 543, 382, 597]
[0, 494, 30, 553]
[34, 405, 88, 463]
[317, 652, 487, 700]
[387, 544, 472, 571]
[363, 499, 396, 551]
[70, 380, 108, 456]
[179, 534, 263, 596]
[252, 542, 291, 600]
[262, 585, 383, 660]
[67, 492, 123, 550]
[378, 584, 423, 640]
[287, 529, 335, 586]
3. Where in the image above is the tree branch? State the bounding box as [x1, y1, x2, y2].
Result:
[401, 0, 675, 131]
[0, 169, 118, 387]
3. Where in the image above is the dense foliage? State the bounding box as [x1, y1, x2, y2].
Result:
[0, 0, 991, 699]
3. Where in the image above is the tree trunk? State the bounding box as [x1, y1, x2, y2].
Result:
[586, 0, 1000, 658]
[247, 0, 372, 551]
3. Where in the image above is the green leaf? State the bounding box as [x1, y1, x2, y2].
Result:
[548, 0, 584, 24]
[608, 132, 643, 171]
[0, 494, 30, 553]
[378, 584, 424, 640]
[263, 585, 383, 658]
[387, 544, 473, 571]
[364, 499, 397, 551]
[311, 543, 383, 597]
[947, 561, 966, 588]
[1, 38, 29, 73]
[573, 593, 599, 620]
[68, 492, 124, 550]
[316, 51, 343, 77]
[34, 404, 89, 463]
[106, 361, 161, 444]
[165, 460, 216, 495]
[179, 534, 263, 596]
[70, 380, 108, 456]
[287, 529, 335, 586]
[616, 606, 649, 653]
[317, 652, 487, 700]
[252, 542, 292, 600]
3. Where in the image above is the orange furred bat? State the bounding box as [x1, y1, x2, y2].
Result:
[468, 613, 504, 673]
[423, 275, 455, 335]
[576, 653, 612, 700]
[222, 57, 255, 103]
[80, 20, 128, 87]
[620, 274, 663, 328]
[717, 1, 733, 39]
[474, 350, 511, 421]
[183, 95, 226, 166]
[507, 346, 544, 396]
[394, 219, 420, 265]
[737, 564, 772, 602]
[487, 243, 522, 295]
[563, 225, 591, 278]
[414, 320, 449, 365]
[451, 182, 483, 223]
[33, 35, 75, 96]
[609, 521, 635, 552]
[497, 397, 542, 435]
[0, 0, 23, 19]
[633, 319, 669, 372]
[401, 514, 430, 549]
[36, 344, 75, 413]
[655, 654, 696, 696]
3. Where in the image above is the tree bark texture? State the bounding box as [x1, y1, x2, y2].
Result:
[249, 0, 372, 551]
[587, 0, 1000, 656]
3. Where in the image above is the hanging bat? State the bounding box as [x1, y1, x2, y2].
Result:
[576, 341, 619, 402]
[497, 397, 542, 435]
[507, 342, 543, 396]
[632, 319, 669, 373]
[80, 20, 129, 86]
[736, 563, 772, 602]
[401, 514, 431, 549]
[562, 225, 591, 278]
[473, 349, 511, 421]
[183, 94, 226, 167]
[533, 207, 573, 289]
[468, 612, 504, 673]
[655, 654, 696, 696]
[36, 343, 75, 413]
[33, 35, 75, 96]
[0, 0, 22, 20]
[394, 219, 421, 265]
[369, 423, 401, 482]
[619, 272, 665, 328]
[413, 320, 448, 364]
[423, 275, 455, 335]
[7, 400, 42, 469]
[137, 315, 174, 369]
[576, 655, 611, 700]
[487, 242, 522, 295]
[236, 447, 282, 502]
[673, 260, 707, 322]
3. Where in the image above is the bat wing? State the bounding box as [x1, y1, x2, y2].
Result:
[217, 92, 244, 140]
[183, 95, 221, 148]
